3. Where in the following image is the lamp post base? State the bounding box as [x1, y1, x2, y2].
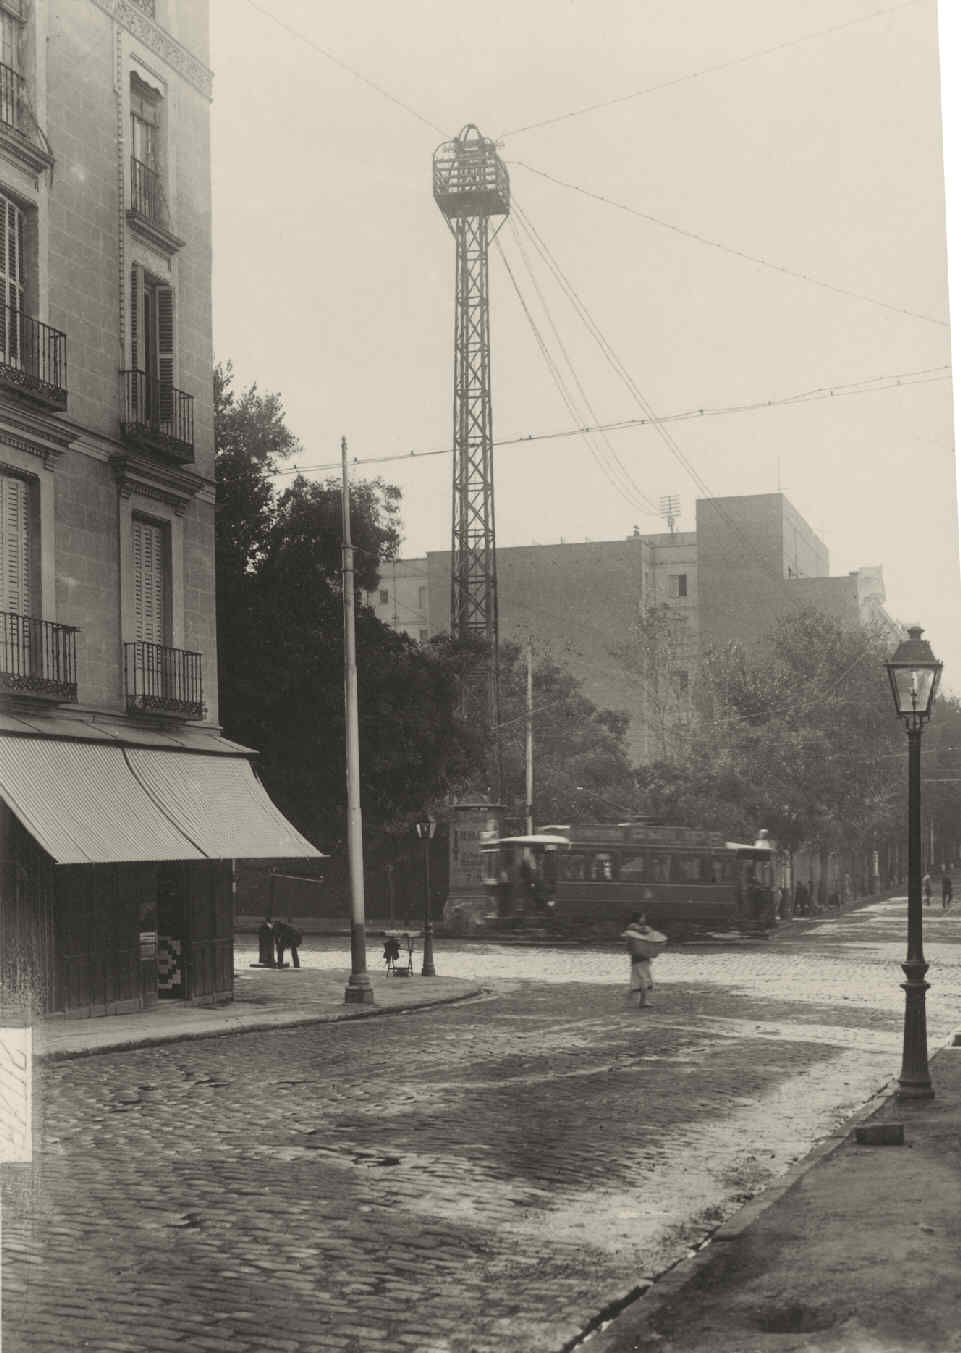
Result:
[422, 922, 436, 977]
[897, 960, 933, 1100]
[344, 975, 375, 1004]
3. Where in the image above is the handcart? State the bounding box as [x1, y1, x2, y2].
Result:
[382, 930, 420, 976]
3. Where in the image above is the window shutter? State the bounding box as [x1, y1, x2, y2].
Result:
[130, 263, 144, 371]
[156, 285, 174, 421]
[0, 476, 31, 617]
[133, 517, 167, 646]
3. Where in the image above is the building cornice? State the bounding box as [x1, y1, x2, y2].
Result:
[110, 451, 205, 516]
[0, 406, 75, 468]
[90, 0, 214, 100]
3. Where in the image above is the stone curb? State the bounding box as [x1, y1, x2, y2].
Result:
[581, 1062, 923, 1352]
[34, 986, 489, 1062]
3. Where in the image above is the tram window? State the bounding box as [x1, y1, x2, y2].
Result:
[591, 853, 616, 881]
[673, 855, 702, 883]
[649, 854, 672, 883]
[620, 854, 648, 881]
[712, 857, 735, 883]
[558, 853, 588, 882]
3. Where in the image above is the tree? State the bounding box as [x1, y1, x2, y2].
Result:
[214, 364, 477, 848]
[492, 643, 638, 827]
[634, 609, 911, 858]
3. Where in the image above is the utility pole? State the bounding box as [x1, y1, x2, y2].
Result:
[525, 640, 534, 835]
[341, 437, 373, 1004]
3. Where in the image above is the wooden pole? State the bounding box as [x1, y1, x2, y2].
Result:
[525, 639, 534, 836]
[342, 437, 373, 1004]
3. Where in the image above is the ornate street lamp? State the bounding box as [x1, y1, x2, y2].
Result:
[415, 817, 437, 977]
[885, 625, 942, 1100]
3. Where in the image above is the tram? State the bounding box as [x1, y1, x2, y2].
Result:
[483, 821, 777, 939]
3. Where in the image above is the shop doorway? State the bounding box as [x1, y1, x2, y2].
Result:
[157, 863, 187, 999]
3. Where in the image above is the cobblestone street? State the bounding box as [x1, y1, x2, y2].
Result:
[5, 898, 961, 1352]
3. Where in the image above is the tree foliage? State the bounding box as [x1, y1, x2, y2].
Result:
[214, 362, 476, 848]
[636, 609, 914, 854]
[493, 643, 638, 827]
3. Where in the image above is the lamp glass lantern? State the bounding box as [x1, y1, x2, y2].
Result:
[416, 818, 437, 841]
[885, 626, 942, 725]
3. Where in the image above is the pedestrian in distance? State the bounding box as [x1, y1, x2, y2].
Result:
[273, 920, 303, 968]
[620, 912, 666, 1010]
[942, 870, 953, 910]
[923, 872, 933, 907]
[257, 917, 276, 967]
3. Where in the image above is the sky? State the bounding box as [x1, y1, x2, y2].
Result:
[209, 0, 960, 688]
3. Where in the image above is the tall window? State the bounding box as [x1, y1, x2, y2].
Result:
[130, 74, 161, 219]
[0, 191, 22, 369]
[132, 517, 168, 645]
[669, 573, 688, 598]
[130, 264, 175, 415]
[0, 7, 21, 129]
[0, 472, 30, 616]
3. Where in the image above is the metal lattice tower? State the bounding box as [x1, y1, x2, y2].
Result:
[433, 125, 509, 738]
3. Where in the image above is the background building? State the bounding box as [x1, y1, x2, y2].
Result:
[368, 492, 899, 762]
[0, 0, 317, 1019]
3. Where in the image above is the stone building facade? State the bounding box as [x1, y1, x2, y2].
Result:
[0, 0, 317, 1019]
[369, 492, 898, 763]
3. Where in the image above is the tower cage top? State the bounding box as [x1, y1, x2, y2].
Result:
[433, 124, 510, 219]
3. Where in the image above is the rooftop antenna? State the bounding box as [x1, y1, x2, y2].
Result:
[659, 494, 680, 535]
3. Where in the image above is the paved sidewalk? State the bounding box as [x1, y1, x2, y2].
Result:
[31, 965, 485, 1061]
[591, 1039, 961, 1353]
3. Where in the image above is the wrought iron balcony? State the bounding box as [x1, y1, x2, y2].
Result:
[127, 156, 184, 254]
[124, 641, 205, 721]
[0, 613, 78, 703]
[119, 370, 194, 462]
[0, 304, 68, 409]
[130, 156, 168, 224]
[0, 60, 21, 130]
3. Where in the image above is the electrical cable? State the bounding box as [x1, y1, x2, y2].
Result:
[505, 215, 662, 515]
[272, 365, 949, 477]
[499, 0, 926, 139]
[493, 236, 660, 517]
[240, 0, 450, 139]
[509, 160, 948, 330]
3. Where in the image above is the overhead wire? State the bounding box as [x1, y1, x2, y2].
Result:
[495, 227, 661, 516]
[504, 193, 917, 720]
[240, 0, 450, 139]
[499, 0, 926, 139]
[509, 161, 948, 330]
[504, 215, 663, 515]
[272, 364, 950, 477]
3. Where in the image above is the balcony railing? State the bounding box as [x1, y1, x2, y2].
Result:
[0, 613, 78, 702]
[130, 156, 164, 224]
[124, 641, 205, 721]
[119, 370, 194, 461]
[0, 60, 21, 130]
[0, 304, 68, 408]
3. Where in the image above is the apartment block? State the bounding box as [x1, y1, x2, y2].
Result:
[377, 493, 897, 763]
[0, 0, 317, 1019]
